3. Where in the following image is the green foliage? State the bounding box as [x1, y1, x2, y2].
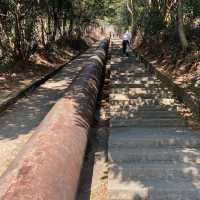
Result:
[141, 9, 165, 35]
[0, 0, 108, 63]
[105, 0, 199, 50]
[0, 0, 199, 63]
[185, 0, 200, 19]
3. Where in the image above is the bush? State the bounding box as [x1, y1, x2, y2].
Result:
[142, 9, 165, 36]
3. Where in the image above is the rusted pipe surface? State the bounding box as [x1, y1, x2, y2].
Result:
[0, 39, 109, 200]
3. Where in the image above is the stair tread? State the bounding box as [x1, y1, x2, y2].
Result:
[111, 111, 180, 119]
[110, 118, 186, 128]
[108, 43, 197, 200]
[111, 118, 185, 123]
[109, 188, 200, 200]
[109, 162, 200, 169]
[111, 107, 177, 112]
[109, 178, 200, 191]
[109, 163, 200, 180]
[110, 127, 200, 139]
[110, 83, 163, 87]
[109, 146, 200, 162]
[109, 128, 200, 148]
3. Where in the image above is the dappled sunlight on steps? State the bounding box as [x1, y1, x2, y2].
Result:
[108, 40, 200, 200]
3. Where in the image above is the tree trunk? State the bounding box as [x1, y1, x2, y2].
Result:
[52, 6, 58, 41]
[63, 13, 67, 34]
[47, 13, 52, 41]
[126, 0, 135, 41]
[68, 18, 74, 37]
[14, 12, 23, 60]
[177, 0, 188, 50]
[41, 18, 46, 46]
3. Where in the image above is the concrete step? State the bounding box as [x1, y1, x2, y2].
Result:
[109, 182, 200, 200]
[110, 70, 142, 74]
[110, 105, 177, 113]
[110, 88, 174, 96]
[110, 79, 162, 89]
[111, 72, 153, 78]
[116, 75, 156, 80]
[110, 75, 158, 82]
[110, 73, 159, 78]
[111, 115, 182, 122]
[109, 163, 200, 181]
[128, 87, 172, 95]
[110, 110, 181, 119]
[110, 93, 174, 100]
[111, 115, 181, 120]
[108, 43, 200, 200]
[110, 99, 156, 106]
[111, 63, 145, 69]
[111, 87, 173, 97]
[111, 81, 158, 87]
[110, 106, 176, 113]
[110, 95, 172, 102]
[110, 137, 200, 149]
[110, 99, 176, 106]
[111, 61, 142, 66]
[110, 73, 151, 78]
[110, 77, 159, 84]
[110, 97, 175, 106]
[111, 66, 147, 73]
[110, 118, 186, 128]
[110, 127, 200, 139]
[109, 147, 200, 163]
[110, 83, 163, 88]
[109, 127, 200, 148]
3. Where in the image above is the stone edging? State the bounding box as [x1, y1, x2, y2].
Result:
[132, 49, 200, 121]
[0, 53, 81, 114]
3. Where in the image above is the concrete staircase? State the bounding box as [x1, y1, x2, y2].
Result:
[108, 41, 200, 200]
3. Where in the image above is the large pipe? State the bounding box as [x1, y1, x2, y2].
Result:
[0, 39, 109, 200]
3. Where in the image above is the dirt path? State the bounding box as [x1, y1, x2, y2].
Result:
[0, 47, 79, 109]
[0, 45, 98, 177]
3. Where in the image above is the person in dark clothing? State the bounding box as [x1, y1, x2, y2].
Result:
[122, 40, 129, 55]
[122, 31, 131, 56]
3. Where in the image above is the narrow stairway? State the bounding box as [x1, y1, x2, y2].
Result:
[108, 40, 200, 200]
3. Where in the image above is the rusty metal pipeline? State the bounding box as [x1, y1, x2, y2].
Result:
[0, 38, 110, 200]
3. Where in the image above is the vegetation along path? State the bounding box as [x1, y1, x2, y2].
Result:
[108, 40, 200, 200]
[0, 44, 98, 177]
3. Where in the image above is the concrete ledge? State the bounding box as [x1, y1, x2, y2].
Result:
[0, 39, 109, 200]
[0, 53, 81, 115]
[132, 49, 200, 121]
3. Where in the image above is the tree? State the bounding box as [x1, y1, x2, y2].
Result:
[0, 0, 107, 64]
[177, 0, 189, 50]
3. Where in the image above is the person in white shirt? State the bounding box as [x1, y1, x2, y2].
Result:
[122, 30, 131, 56]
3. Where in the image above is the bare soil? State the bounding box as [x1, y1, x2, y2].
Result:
[132, 33, 200, 123]
[133, 33, 200, 94]
[0, 44, 81, 103]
